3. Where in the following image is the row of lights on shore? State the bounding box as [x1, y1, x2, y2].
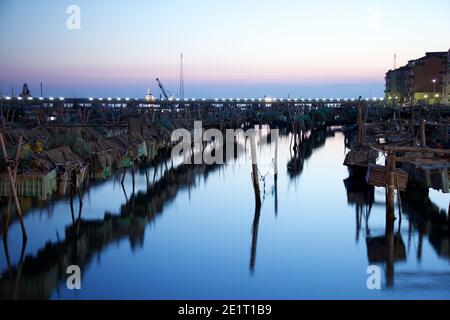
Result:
[388, 94, 440, 99]
[1, 96, 386, 102]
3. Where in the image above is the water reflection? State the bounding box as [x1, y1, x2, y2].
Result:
[0, 158, 224, 299]
[343, 174, 374, 241]
[0, 128, 270, 299]
[1, 127, 449, 299]
[343, 173, 449, 290]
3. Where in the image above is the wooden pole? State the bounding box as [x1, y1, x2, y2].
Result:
[131, 163, 136, 194]
[5, 136, 22, 234]
[445, 124, 448, 145]
[250, 132, 261, 208]
[357, 97, 363, 146]
[386, 151, 396, 221]
[274, 132, 278, 179]
[274, 132, 278, 216]
[0, 134, 27, 240]
[420, 119, 426, 147]
[395, 173, 402, 222]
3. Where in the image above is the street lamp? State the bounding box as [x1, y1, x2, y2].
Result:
[432, 79, 436, 105]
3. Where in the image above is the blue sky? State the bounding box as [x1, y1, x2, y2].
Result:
[0, 0, 449, 98]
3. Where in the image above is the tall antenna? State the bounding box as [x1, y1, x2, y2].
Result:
[393, 53, 397, 70]
[179, 53, 184, 100]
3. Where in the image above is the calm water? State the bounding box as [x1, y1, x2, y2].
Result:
[1, 127, 449, 299]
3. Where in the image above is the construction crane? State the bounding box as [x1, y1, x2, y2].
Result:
[156, 78, 173, 100]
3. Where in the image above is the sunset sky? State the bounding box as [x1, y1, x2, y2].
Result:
[0, 0, 449, 98]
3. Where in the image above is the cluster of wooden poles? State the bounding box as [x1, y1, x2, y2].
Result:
[0, 133, 26, 240]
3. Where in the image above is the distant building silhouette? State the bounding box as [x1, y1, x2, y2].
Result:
[19, 83, 31, 98]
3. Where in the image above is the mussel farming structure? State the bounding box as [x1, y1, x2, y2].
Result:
[0, 96, 449, 241]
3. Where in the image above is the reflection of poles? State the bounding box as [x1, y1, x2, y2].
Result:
[355, 205, 362, 242]
[250, 197, 262, 273]
[395, 213, 402, 261]
[12, 240, 27, 300]
[69, 169, 83, 225]
[69, 185, 76, 224]
[0, 134, 26, 240]
[144, 159, 149, 186]
[2, 236, 12, 275]
[2, 237, 27, 300]
[448, 203, 450, 236]
[385, 216, 395, 288]
[417, 232, 423, 262]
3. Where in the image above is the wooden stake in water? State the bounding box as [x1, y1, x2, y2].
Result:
[250, 132, 261, 208]
[274, 133, 278, 216]
[420, 119, 426, 147]
[274, 132, 278, 179]
[0, 134, 27, 240]
[386, 151, 396, 221]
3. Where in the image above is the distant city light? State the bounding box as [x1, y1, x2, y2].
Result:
[49, 97, 54, 101]
[59, 97, 65, 101]
[89, 97, 94, 101]
[18, 97, 23, 100]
